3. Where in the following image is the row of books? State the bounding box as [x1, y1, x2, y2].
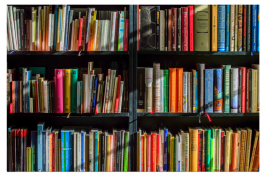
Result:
[137, 5, 259, 52]
[7, 62, 129, 113]
[137, 63, 259, 113]
[135, 127, 259, 172]
[7, 5, 129, 52]
[7, 123, 130, 171]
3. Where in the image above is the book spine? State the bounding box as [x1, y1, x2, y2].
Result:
[190, 129, 198, 171]
[137, 5, 139, 50]
[238, 5, 243, 51]
[246, 69, 250, 112]
[118, 12, 125, 51]
[246, 5, 251, 51]
[156, 6, 160, 50]
[123, 132, 129, 171]
[54, 69, 63, 113]
[176, 68, 183, 112]
[168, 9, 172, 51]
[241, 68, 246, 113]
[160, 70, 164, 112]
[231, 68, 239, 113]
[169, 68, 176, 112]
[212, 5, 218, 51]
[249, 69, 252, 112]
[172, 8, 177, 51]
[251, 139, 259, 171]
[187, 72, 192, 113]
[239, 131, 247, 171]
[163, 70, 169, 112]
[198, 131, 202, 171]
[63, 69, 71, 113]
[146, 134, 151, 171]
[71, 69, 78, 113]
[226, 5, 230, 51]
[220, 131, 225, 171]
[243, 5, 246, 51]
[189, 6, 194, 51]
[198, 64, 205, 112]
[151, 133, 157, 171]
[165, 10, 168, 51]
[218, 5, 226, 51]
[64, 6, 70, 51]
[234, 5, 238, 51]
[78, 18, 83, 51]
[145, 68, 153, 112]
[214, 69, 223, 113]
[160, 11, 165, 51]
[249, 132, 259, 171]
[153, 63, 161, 112]
[252, 70, 258, 113]
[20, 10, 24, 51]
[192, 70, 198, 113]
[251, 5, 257, 51]
[156, 134, 160, 171]
[205, 69, 213, 113]
[257, 5, 259, 51]
[163, 129, 168, 171]
[124, 19, 128, 51]
[206, 129, 211, 171]
[181, 7, 188, 51]
[115, 76, 121, 113]
[224, 65, 231, 113]
[183, 72, 188, 113]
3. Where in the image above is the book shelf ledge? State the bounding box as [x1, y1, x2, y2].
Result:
[137, 112, 259, 117]
[7, 113, 129, 118]
[137, 51, 259, 56]
[7, 51, 129, 56]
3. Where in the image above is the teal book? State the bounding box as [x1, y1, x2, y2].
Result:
[94, 131, 98, 171]
[163, 70, 169, 112]
[37, 122, 45, 171]
[71, 69, 78, 113]
[223, 65, 231, 113]
[61, 131, 65, 171]
[124, 132, 129, 171]
[205, 128, 211, 171]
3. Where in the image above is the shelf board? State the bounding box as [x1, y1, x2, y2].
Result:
[7, 51, 129, 56]
[137, 51, 259, 56]
[7, 113, 129, 118]
[137, 113, 259, 117]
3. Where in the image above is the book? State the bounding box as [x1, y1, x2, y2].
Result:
[231, 68, 239, 113]
[192, 70, 198, 113]
[238, 5, 243, 51]
[159, 10, 165, 51]
[183, 72, 188, 113]
[145, 68, 153, 112]
[181, 7, 188, 51]
[169, 68, 176, 112]
[71, 69, 78, 113]
[205, 69, 213, 113]
[212, 5, 218, 51]
[223, 65, 231, 113]
[226, 5, 230, 51]
[176, 68, 183, 112]
[189, 128, 198, 171]
[197, 63, 205, 112]
[63, 69, 71, 113]
[214, 69, 223, 113]
[217, 5, 225, 51]
[251, 5, 257, 51]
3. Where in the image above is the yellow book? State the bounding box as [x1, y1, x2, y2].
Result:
[189, 127, 198, 171]
[245, 127, 252, 171]
[28, 147, 31, 171]
[239, 128, 247, 171]
[56, 8, 61, 51]
[111, 77, 118, 113]
[212, 5, 218, 51]
[249, 130, 259, 171]
[224, 128, 231, 171]
[38, 77, 44, 112]
[252, 69, 258, 113]
[136, 132, 140, 171]
[170, 135, 174, 171]
[144, 132, 147, 172]
[63, 69, 71, 113]
[106, 135, 110, 171]
[73, 19, 78, 51]
[90, 11, 97, 51]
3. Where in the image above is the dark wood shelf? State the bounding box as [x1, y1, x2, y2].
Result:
[137, 51, 259, 56]
[137, 112, 259, 117]
[7, 51, 129, 56]
[7, 113, 129, 118]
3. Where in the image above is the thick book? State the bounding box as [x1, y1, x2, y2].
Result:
[243, 5, 247, 51]
[240, 67, 246, 113]
[183, 72, 188, 113]
[71, 69, 78, 113]
[205, 69, 213, 113]
[54, 69, 63, 113]
[246, 5, 251, 51]
[234, 5, 238, 51]
[169, 68, 176, 112]
[214, 69, 223, 113]
[153, 63, 160, 112]
[194, 5, 211, 51]
[211, 5, 218, 51]
[181, 7, 188, 51]
[151, 132, 157, 171]
[192, 70, 198, 113]
[37, 122, 45, 171]
[159, 10, 165, 51]
[251, 64, 259, 112]
[188, 6, 194, 51]
[168, 9, 172, 51]
[189, 128, 198, 171]
[63, 69, 71, 113]
[226, 5, 230, 51]
[145, 68, 153, 112]
[218, 5, 226, 51]
[171, 8, 177, 51]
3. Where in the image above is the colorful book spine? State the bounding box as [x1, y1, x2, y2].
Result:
[55, 69, 63, 113]
[214, 69, 223, 113]
[251, 5, 257, 51]
[124, 19, 129, 51]
[151, 133, 157, 171]
[183, 72, 188, 113]
[230, 5, 235, 51]
[206, 129, 211, 171]
[217, 5, 226, 51]
[61, 131, 65, 171]
[31, 131, 37, 171]
[124, 132, 129, 171]
[212, 5, 218, 51]
[198, 131, 202, 172]
[224, 65, 231, 113]
[226, 5, 230, 51]
[181, 7, 188, 51]
[197, 64, 205, 112]
[169, 68, 176, 112]
[234, 5, 238, 51]
[205, 69, 213, 113]
[176, 68, 183, 112]
[94, 131, 98, 171]
[240, 67, 246, 113]
[238, 5, 243, 51]
[189, 6, 194, 51]
[257, 5, 259, 51]
[37, 123, 44, 171]
[70, 69, 78, 113]
[118, 11, 124, 51]
[163, 70, 169, 112]
[231, 68, 239, 113]
[156, 134, 161, 171]
[163, 129, 168, 171]
[192, 70, 198, 113]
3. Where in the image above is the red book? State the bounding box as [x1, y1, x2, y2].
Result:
[124, 19, 129, 51]
[171, 8, 177, 51]
[181, 7, 188, 51]
[137, 5, 139, 50]
[151, 132, 157, 171]
[156, 134, 161, 171]
[141, 135, 144, 171]
[147, 134, 151, 171]
[114, 75, 121, 113]
[35, 81, 38, 113]
[189, 6, 194, 51]
[246, 69, 250, 113]
[240, 67, 246, 113]
[168, 9, 172, 51]
[54, 69, 63, 113]
[78, 18, 83, 51]
[198, 130, 202, 172]
[12, 81, 15, 113]
[50, 132, 55, 171]
[221, 131, 225, 171]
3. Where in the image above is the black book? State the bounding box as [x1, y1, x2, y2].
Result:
[16, 129, 20, 171]
[23, 129, 27, 171]
[140, 6, 157, 50]
[156, 6, 160, 50]
[12, 129, 16, 171]
[243, 5, 246, 51]
[20, 9, 25, 51]
[177, 8, 182, 51]
[116, 131, 121, 171]
[67, 10, 74, 50]
[20, 128, 23, 171]
[101, 133, 105, 171]
[246, 5, 251, 51]
[197, 63, 205, 112]
[137, 68, 145, 112]
[165, 10, 168, 50]
[238, 69, 242, 112]
[98, 132, 102, 171]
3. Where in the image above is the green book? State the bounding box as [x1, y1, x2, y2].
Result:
[163, 70, 169, 112]
[71, 69, 78, 113]
[124, 132, 129, 171]
[211, 128, 216, 171]
[206, 128, 211, 171]
[174, 136, 177, 171]
[26, 147, 29, 171]
[28, 147, 32, 171]
[224, 65, 231, 113]
[210, 138, 214, 172]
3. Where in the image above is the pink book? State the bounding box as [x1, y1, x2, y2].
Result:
[147, 134, 151, 172]
[54, 69, 63, 113]
[181, 7, 188, 51]
[78, 18, 83, 51]
[124, 19, 129, 51]
[189, 6, 194, 51]
[110, 135, 113, 172]
[114, 75, 121, 113]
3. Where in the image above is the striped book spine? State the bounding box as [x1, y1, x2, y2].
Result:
[218, 5, 226, 51]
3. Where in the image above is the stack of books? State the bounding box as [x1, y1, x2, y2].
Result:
[135, 127, 259, 172]
[7, 61, 129, 113]
[137, 63, 259, 113]
[7, 5, 129, 51]
[7, 123, 130, 171]
[137, 5, 259, 52]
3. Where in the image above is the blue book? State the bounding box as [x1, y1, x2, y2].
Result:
[163, 128, 168, 171]
[37, 122, 45, 171]
[118, 11, 125, 51]
[53, 5, 59, 51]
[195, 72, 198, 113]
[31, 131, 37, 171]
[69, 131, 73, 171]
[92, 78, 98, 113]
[81, 131, 84, 171]
[218, 5, 226, 51]
[65, 131, 70, 171]
[214, 69, 223, 113]
[225, 5, 230, 51]
[64, 6, 70, 51]
[94, 131, 99, 171]
[251, 5, 257, 51]
[61, 131, 65, 171]
[205, 69, 214, 113]
[257, 5, 259, 51]
[42, 131, 46, 171]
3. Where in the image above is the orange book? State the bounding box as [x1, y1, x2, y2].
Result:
[156, 134, 161, 171]
[169, 68, 176, 112]
[211, 5, 218, 51]
[189, 128, 198, 171]
[176, 68, 183, 112]
[240, 129, 247, 171]
[231, 132, 239, 171]
[251, 139, 259, 171]
[50, 132, 55, 171]
[141, 135, 144, 171]
[12, 81, 15, 113]
[151, 132, 157, 172]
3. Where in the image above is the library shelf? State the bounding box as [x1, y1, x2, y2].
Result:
[137, 113, 259, 117]
[137, 51, 259, 56]
[7, 51, 129, 56]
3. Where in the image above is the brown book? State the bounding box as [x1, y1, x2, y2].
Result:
[171, 8, 177, 51]
[168, 9, 172, 51]
[249, 130, 259, 171]
[26, 19, 30, 51]
[38, 77, 44, 113]
[239, 128, 247, 171]
[245, 127, 252, 171]
[251, 138, 259, 171]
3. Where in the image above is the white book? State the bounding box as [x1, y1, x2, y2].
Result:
[7, 7, 14, 50]
[159, 10, 165, 51]
[234, 5, 238, 51]
[159, 129, 164, 170]
[178, 133, 182, 171]
[60, 5, 67, 51]
[9, 6, 17, 50]
[230, 5, 235, 51]
[104, 20, 110, 51]
[93, 20, 98, 51]
[118, 81, 124, 113]
[160, 70, 164, 112]
[153, 63, 160, 112]
[100, 20, 105, 51]
[13, 7, 18, 50]
[231, 68, 239, 113]
[145, 68, 153, 112]
[109, 12, 116, 51]
[50, 14, 54, 51]
[183, 72, 188, 113]
[48, 14, 52, 50]
[87, 62, 93, 113]
[77, 132, 81, 171]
